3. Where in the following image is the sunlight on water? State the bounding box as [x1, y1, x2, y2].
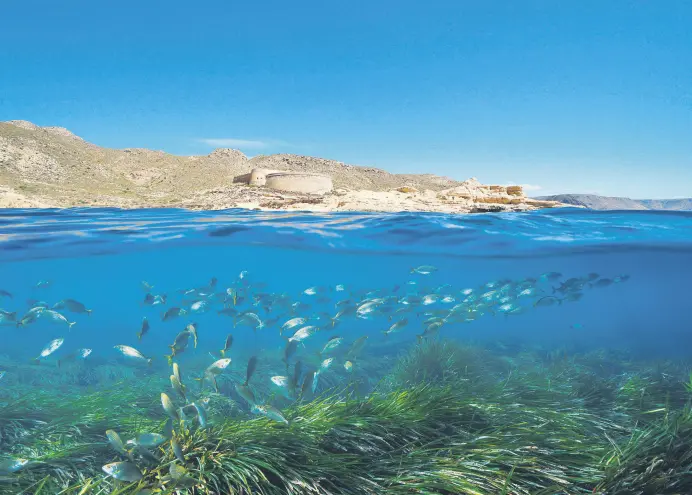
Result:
[1, 208, 691, 493]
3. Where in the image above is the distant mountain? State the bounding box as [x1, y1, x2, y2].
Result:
[535, 194, 692, 211]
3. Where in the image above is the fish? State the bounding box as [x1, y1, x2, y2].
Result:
[344, 360, 353, 372]
[283, 339, 299, 364]
[335, 284, 345, 292]
[130, 432, 167, 448]
[220, 334, 234, 357]
[206, 358, 232, 376]
[312, 358, 334, 393]
[0, 289, 12, 299]
[534, 296, 562, 307]
[383, 318, 408, 336]
[171, 437, 185, 463]
[245, 356, 258, 386]
[0, 457, 30, 475]
[0, 310, 17, 325]
[234, 382, 257, 406]
[417, 321, 443, 341]
[161, 392, 179, 421]
[114, 345, 153, 365]
[141, 281, 154, 291]
[301, 371, 315, 399]
[252, 404, 289, 424]
[39, 310, 77, 330]
[52, 299, 92, 315]
[102, 461, 143, 482]
[106, 430, 130, 457]
[192, 402, 208, 428]
[288, 325, 319, 343]
[190, 300, 209, 313]
[57, 348, 92, 367]
[162, 307, 187, 321]
[35, 338, 64, 363]
[218, 306, 239, 318]
[271, 376, 295, 399]
[170, 374, 187, 401]
[320, 336, 344, 355]
[172, 362, 182, 384]
[540, 272, 563, 281]
[137, 317, 150, 340]
[0, 370, 5, 382]
[35, 280, 52, 289]
[346, 336, 368, 359]
[186, 323, 199, 348]
[235, 312, 263, 331]
[411, 265, 438, 275]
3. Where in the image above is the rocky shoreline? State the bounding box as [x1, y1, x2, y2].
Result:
[0, 120, 564, 213]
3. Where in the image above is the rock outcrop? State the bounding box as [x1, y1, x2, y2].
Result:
[0, 120, 565, 213]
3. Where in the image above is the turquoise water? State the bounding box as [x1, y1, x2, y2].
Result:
[1, 207, 692, 493]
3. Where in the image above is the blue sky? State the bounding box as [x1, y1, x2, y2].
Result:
[1, 1, 690, 198]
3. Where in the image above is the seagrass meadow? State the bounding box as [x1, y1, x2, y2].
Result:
[1, 208, 691, 494]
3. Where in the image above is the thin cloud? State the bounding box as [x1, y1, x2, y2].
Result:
[197, 137, 293, 150]
[198, 138, 270, 149]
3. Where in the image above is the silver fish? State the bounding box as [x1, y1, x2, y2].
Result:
[114, 345, 153, 365]
[102, 461, 143, 482]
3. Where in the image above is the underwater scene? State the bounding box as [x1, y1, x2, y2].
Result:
[1, 207, 692, 495]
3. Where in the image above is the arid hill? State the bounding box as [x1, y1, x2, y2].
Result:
[0, 120, 562, 212]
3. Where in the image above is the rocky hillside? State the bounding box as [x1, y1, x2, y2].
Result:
[536, 194, 691, 211]
[0, 120, 563, 212]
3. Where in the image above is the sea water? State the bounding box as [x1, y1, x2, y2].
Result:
[1, 207, 691, 493]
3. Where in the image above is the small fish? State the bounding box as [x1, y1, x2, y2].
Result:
[0, 370, 5, 382]
[383, 318, 408, 336]
[252, 404, 289, 424]
[35, 280, 52, 289]
[570, 323, 584, 330]
[411, 265, 438, 275]
[234, 382, 256, 406]
[320, 336, 344, 355]
[106, 430, 129, 457]
[170, 375, 187, 401]
[141, 281, 154, 291]
[36, 338, 64, 363]
[344, 360, 353, 372]
[283, 339, 298, 364]
[540, 272, 563, 282]
[162, 307, 187, 321]
[171, 437, 185, 463]
[190, 300, 209, 314]
[335, 284, 345, 292]
[534, 296, 562, 307]
[312, 358, 334, 393]
[0, 310, 17, 325]
[220, 334, 234, 357]
[0, 457, 30, 475]
[161, 392, 179, 421]
[186, 323, 199, 348]
[57, 348, 92, 367]
[130, 432, 167, 448]
[0, 289, 12, 299]
[40, 310, 77, 330]
[102, 461, 143, 482]
[137, 317, 150, 340]
[206, 358, 232, 376]
[346, 336, 368, 359]
[245, 356, 258, 386]
[192, 402, 208, 428]
[114, 345, 153, 365]
[288, 325, 319, 343]
[52, 299, 92, 315]
[271, 375, 295, 399]
[235, 312, 263, 331]
[300, 371, 315, 399]
[303, 286, 319, 296]
[172, 362, 182, 384]
[417, 321, 443, 341]
[218, 307, 239, 318]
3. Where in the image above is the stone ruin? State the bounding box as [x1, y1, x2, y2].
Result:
[234, 168, 333, 195]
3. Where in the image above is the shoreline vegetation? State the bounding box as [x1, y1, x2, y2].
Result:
[2, 339, 692, 494]
[0, 121, 564, 213]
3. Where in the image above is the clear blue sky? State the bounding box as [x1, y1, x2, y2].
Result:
[1, 1, 690, 198]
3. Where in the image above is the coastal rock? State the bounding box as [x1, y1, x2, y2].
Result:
[0, 120, 567, 213]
